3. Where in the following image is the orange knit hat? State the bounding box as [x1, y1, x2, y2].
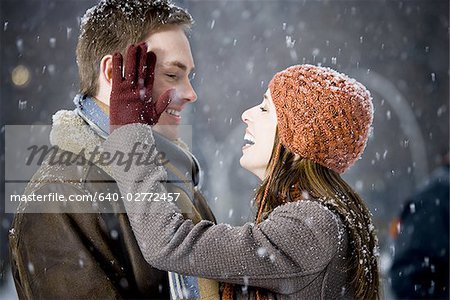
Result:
[268, 64, 373, 173]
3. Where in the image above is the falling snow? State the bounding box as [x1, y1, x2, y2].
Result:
[2, 2, 448, 299]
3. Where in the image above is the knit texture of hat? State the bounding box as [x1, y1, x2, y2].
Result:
[269, 64, 373, 173]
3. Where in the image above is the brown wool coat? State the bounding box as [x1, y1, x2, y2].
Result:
[9, 110, 216, 299]
[103, 124, 355, 300]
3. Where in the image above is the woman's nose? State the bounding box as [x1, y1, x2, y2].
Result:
[241, 107, 252, 123]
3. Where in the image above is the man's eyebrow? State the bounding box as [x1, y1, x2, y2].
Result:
[163, 60, 194, 73]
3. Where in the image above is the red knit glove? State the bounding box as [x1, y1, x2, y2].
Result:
[109, 43, 171, 131]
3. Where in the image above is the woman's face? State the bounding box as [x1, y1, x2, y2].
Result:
[240, 88, 278, 180]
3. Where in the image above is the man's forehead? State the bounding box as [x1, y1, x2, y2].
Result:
[145, 27, 194, 71]
[148, 44, 194, 72]
[158, 58, 195, 73]
[161, 60, 194, 71]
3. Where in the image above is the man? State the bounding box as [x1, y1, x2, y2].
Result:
[9, 0, 217, 299]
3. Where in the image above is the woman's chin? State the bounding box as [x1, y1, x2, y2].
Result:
[239, 156, 252, 172]
[239, 156, 247, 169]
[239, 158, 260, 178]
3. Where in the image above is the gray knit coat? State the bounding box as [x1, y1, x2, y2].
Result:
[103, 124, 354, 299]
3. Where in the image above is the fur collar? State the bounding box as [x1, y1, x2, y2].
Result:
[49, 109, 113, 176]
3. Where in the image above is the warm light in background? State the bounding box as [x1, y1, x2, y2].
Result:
[11, 65, 30, 87]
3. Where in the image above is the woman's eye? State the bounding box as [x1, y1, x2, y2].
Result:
[259, 107, 268, 112]
[166, 74, 177, 79]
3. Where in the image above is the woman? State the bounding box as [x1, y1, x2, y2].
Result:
[105, 58, 380, 299]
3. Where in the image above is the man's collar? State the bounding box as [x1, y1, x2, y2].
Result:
[92, 97, 110, 114]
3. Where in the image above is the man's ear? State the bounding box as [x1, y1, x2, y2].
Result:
[99, 54, 113, 87]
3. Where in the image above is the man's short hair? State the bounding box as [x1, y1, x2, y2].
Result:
[76, 0, 193, 96]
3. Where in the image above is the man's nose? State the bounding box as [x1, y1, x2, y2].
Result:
[180, 81, 197, 103]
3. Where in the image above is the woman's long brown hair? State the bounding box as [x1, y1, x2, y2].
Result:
[223, 132, 380, 300]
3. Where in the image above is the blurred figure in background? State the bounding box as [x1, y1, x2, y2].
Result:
[390, 154, 449, 299]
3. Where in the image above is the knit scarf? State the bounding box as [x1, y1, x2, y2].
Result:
[73, 94, 214, 300]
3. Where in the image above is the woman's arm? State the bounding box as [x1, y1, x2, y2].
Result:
[103, 124, 344, 293]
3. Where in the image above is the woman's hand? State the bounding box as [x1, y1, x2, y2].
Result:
[109, 43, 171, 131]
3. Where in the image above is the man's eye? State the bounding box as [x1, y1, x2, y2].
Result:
[166, 74, 177, 79]
[259, 107, 268, 112]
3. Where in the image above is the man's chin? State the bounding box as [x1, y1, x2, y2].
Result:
[152, 124, 179, 141]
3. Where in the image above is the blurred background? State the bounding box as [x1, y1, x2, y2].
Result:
[1, 0, 448, 299]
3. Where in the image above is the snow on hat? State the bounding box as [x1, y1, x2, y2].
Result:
[268, 64, 373, 173]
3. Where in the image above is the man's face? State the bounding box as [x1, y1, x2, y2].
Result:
[145, 26, 197, 140]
